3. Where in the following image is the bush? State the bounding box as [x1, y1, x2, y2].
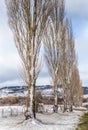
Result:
[35, 91, 43, 112]
[0, 96, 19, 105]
[76, 112, 88, 130]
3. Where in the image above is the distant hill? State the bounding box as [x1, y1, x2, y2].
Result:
[0, 85, 88, 97]
[0, 86, 27, 92]
[83, 87, 88, 94]
[37, 85, 88, 95]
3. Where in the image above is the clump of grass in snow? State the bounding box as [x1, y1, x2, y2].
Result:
[76, 112, 88, 130]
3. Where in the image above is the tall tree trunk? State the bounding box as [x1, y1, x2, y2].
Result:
[63, 88, 68, 112]
[69, 104, 73, 112]
[24, 82, 32, 120]
[32, 81, 36, 118]
[53, 85, 58, 113]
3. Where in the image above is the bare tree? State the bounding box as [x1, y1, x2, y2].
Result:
[44, 0, 81, 113]
[44, 0, 76, 112]
[5, 0, 52, 119]
[69, 65, 83, 111]
[44, 0, 65, 112]
[59, 19, 76, 112]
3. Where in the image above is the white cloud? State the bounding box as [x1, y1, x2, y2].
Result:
[74, 23, 88, 86]
[0, 0, 21, 85]
[0, 79, 24, 87]
[65, 0, 88, 86]
[66, 0, 88, 18]
[36, 77, 51, 86]
[75, 24, 88, 59]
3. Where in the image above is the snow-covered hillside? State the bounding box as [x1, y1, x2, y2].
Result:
[0, 86, 27, 98]
[0, 86, 63, 98]
[0, 86, 88, 99]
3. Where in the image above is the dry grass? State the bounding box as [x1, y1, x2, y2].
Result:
[76, 112, 88, 130]
[0, 96, 26, 106]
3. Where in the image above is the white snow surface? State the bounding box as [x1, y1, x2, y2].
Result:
[83, 94, 88, 99]
[0, 106, 84, 130]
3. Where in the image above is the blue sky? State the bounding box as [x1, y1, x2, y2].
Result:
[66, 0, 88, 86]
[0, 0, 88, 86]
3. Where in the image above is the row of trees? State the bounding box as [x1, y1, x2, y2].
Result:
[5, 0, 83, 119]
[44, 0, 83, 112]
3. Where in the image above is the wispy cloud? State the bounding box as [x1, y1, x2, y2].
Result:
[66, 0, 88, 18]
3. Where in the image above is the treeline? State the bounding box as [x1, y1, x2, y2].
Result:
[5, 0, 83, 119]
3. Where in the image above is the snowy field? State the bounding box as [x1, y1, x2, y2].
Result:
[0, 106, 84, 130]
[83, 94, 88, 99]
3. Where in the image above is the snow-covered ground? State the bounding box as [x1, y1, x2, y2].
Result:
[83, 102, 88, 106]
[0, 86, 87, 130]
[0, 106, 84, 130]
[83, 94, 88, 99]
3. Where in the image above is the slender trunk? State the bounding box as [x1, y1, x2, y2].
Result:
[31, 0, 37, 119]
[30, 85, 34, 118]
[69, 97, 73, 112]
[63, 100, 67, 112]
[25, 92, 30, 119]
[69, 105, 73, 112]
[26, 87, 30, 110]
[63, 88, 68, 112]
[33, 81, 36, 118]
[53, 85, 58, 113]
[54, 89, 58, 106]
